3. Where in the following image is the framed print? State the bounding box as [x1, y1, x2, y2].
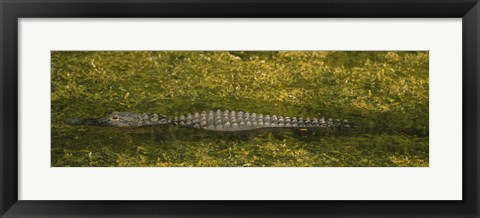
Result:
[1, 0, 479, 217]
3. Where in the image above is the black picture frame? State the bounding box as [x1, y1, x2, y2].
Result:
[1, 0, 479, 217]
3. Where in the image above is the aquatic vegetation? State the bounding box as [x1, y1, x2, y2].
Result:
[51, 51, 429, 167]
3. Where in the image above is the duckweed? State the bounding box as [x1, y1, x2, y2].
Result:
[51, 51, 428, 167]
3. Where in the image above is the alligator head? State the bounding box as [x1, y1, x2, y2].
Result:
[69, 112, 167, 127]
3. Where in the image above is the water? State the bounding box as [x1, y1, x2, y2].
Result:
[51, 51, 429, 167]
[52, 123, 427, 167]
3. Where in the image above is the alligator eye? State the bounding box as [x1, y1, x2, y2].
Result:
[112, 116, 119, 120]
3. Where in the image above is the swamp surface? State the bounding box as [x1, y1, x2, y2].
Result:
[51, 51, 429, 167]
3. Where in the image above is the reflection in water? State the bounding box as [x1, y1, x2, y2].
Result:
[51, 124, 428, 167]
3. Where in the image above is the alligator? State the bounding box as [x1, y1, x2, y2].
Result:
[69, 110, 351, 132]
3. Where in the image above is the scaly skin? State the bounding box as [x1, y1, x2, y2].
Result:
[69, 110, 351, 131]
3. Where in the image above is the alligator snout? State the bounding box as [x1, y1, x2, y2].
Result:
[68, 118, 107, 126]
[68, 118, 82, 125]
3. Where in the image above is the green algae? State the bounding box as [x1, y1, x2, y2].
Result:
[51, 51, 428, 167]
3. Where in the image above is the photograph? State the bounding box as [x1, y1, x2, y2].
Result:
[3, 0, 477, 216]
[51, 51, 429, 167]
